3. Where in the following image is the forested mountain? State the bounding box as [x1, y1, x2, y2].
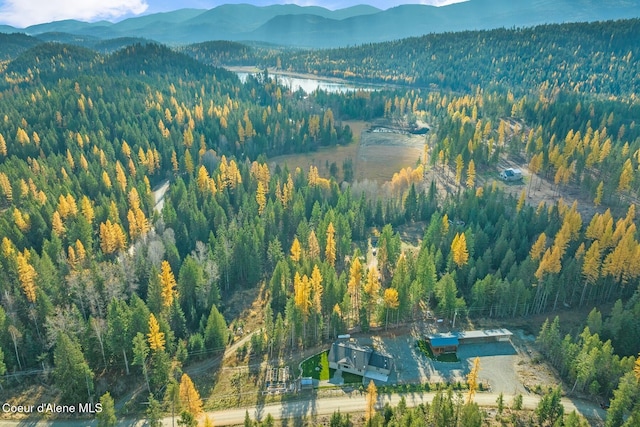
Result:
[0, 17, 639, 426]
[0, 0, 639, 48]
[191, 19, 640, 97]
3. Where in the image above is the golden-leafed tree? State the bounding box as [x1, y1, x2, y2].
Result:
[451, 232, 469, 267]
[115, 161, 127, 191]
[0, 133, 6, 156]
[179, 373, 203, 416]
[147, 314, 165, 352]
[197, 165, 210, 192]
[0, 172, 12, 202]
[364, 267, 380, 320]
[17, 250, 37, 303]
[366, 380, 378, 423]
[102, 171, 112, 189]
[159, 260, 177, 309]
[294, 272, 311, 321]
[348, 256, 363, 317]
[256, 181, 267, 215]
[466, 159, 476, 188]
[80, 196, 95, 224]
[13, 208, 30, 232]
[325, 222, 336, 267]
[516, 190, 526, 213]
[617, 159, 634, 193]
[99, 220, 126, 255]
[311, 264, 323, 314]
[290, 237, 301, 263]
[594, 181, 604, 206]
[383, 288, 399, 328]
[530, 233, 547, 261]
[442, 214, 450, 235]
[52, 211, 65, 236]
[171, 150, 179, 173]
[467, 357, 480, 403]
[634, 356, 640, 381]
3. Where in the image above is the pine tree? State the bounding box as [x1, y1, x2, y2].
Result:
[53, 333, 94, 404]
[52, 211, 65, 236]
[179, 373, 203, 416]
[80, 196, 95, 224]
[159, 260, 177, 308]
[96, 392, 117, 427]
[0, 133, 6, 156]
[147, 314, 166, 352]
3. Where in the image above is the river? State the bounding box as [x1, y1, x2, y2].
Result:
[230, 67, 381, 94]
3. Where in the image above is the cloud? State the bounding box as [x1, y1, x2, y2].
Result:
[0, 0, 148, 27]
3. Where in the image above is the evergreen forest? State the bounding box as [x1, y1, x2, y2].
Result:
[0, 17, 639, 426]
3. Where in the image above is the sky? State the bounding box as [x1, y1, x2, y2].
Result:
[0, 0, 467, 28]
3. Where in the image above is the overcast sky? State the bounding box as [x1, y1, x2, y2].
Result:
[0, 0, 467, 27]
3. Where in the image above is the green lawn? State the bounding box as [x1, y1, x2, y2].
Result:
[301, 351, 331, 380]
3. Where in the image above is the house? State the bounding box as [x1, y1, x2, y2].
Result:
[328, 341, 393, 382]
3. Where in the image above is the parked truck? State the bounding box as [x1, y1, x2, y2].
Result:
[500, 168, 523, 182]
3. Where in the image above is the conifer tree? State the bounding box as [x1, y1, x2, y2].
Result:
[159, 260, 178, 309]
[179, 373, 203, 416]
[467, 357, 480, 403]
[290, 237, 301, 262]
[17, 250, 37, 303]
[325, 222, 336, 266]
[451, 232, 469, 267]
[147, 314, 166, 352]
[366, 380, 378, 424]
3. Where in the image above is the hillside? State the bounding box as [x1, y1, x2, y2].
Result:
[0, 0, 638, 48]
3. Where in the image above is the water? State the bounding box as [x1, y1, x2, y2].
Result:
[236, 72, 377, 94]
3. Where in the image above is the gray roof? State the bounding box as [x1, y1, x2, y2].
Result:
[330, 342, 371, 371]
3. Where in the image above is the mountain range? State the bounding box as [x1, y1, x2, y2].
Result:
[1, 0, 640, 48]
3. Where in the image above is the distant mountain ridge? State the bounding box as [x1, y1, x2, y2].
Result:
[1, 0, 639, 48]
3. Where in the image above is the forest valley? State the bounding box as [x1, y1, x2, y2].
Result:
[0, 19, 639, 427]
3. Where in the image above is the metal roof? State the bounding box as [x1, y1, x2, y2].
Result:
[429, 335, 459, 347]
[456, 329, 512, 340]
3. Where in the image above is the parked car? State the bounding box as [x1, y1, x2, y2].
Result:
[500, 168, 523, 182]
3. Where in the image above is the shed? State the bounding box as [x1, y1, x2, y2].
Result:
[427, 334, 459, 355]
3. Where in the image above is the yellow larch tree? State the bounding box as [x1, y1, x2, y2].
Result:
[617, 159, 634, 193]
[311, 264, 323, 314]
[516, 190, 526, 213]
[594, 181, 604, 206]
[13, 208, 30, 232]
[348, 256, 363, 318]
[115, 161, 127, 192]
[179, 373, 203, 416]
[634, 356, 640, 381]
[530, 233, 547, 261]
[102, 171, 112, 189]
[197, 166, 210, 192]
[451, 232, 469, 267]
[290, 237, 302, 262]
[80, 196, 94, 224]
[365, 380, 378, 423]
[159, 260, 178, 309]
[256, 181, 267, 215]
[466, 159, 476, 188]
[325, 222, 336, 267]
[455, 154, 464, 186]
[0, 133, 6, 156]
[0, 172, 12, 202]
[147, 313, 165, 352]
[17, 250, 37, 303]
[294, 272, 311, 321]
[52, 211, 65, 236]
[66, 149, 75, 169]
[383, 288, 399, 328]
[467, 357, 480, 403]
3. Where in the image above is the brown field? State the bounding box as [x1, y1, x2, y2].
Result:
[269, 120, 425, 184]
